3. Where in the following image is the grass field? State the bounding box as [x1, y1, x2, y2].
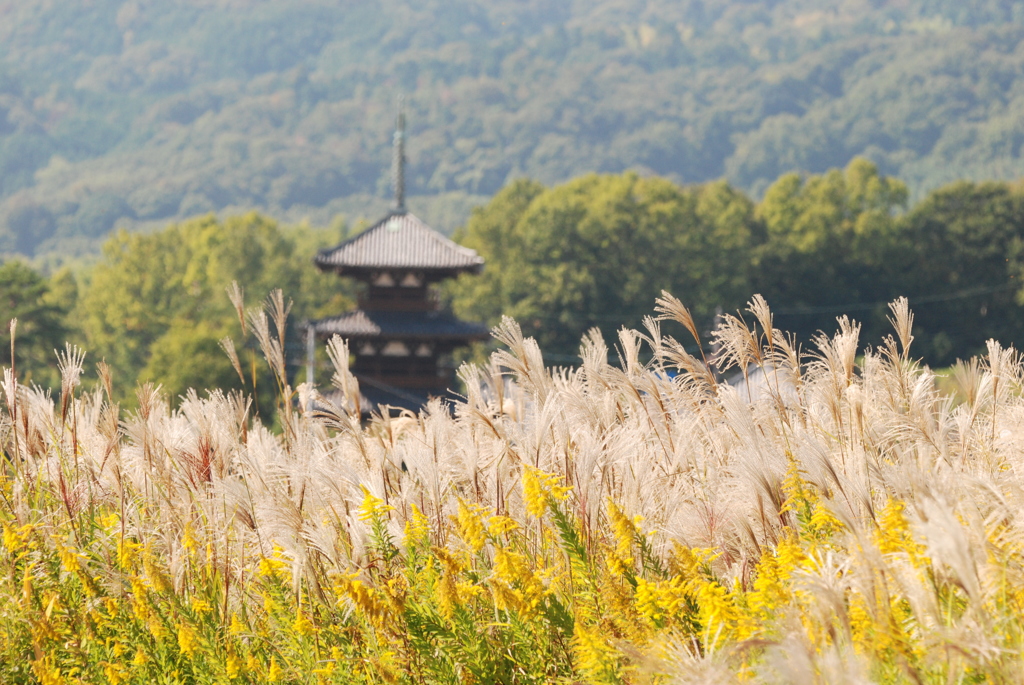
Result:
[1, 293, 1022, 684]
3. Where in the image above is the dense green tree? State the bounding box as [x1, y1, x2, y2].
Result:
[141, 318, 244, 402]
[449, 173, 759, 356]
[80, 213, 349, 404]
[752, 158, 909, 344]
[893, 181, 1024, 363]
[449, 163, 1024, 369]
[0, 260, 71, 387]
[446, 178, 546, 340]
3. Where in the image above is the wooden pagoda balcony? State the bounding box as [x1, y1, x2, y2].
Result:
[359, 285, 440, 312]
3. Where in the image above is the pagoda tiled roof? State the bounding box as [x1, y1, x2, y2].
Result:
[310, 309, 490, 340]
[315, 211, 484, 274]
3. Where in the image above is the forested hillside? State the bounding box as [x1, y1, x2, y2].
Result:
[3, 0, 1024, 258]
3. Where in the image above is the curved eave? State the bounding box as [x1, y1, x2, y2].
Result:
[314, 261, 484, 280]
[318, 329, 490, 342]
[308, 310, 490, 342]
[313, 211, 485, 274]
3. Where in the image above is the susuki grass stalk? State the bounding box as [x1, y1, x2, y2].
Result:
[3, 294, 1024, 683]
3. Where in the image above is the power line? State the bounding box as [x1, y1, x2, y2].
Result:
[772, 281, 1019, 316]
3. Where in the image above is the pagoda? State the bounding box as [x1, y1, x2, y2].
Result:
[309, 107, 488, 412]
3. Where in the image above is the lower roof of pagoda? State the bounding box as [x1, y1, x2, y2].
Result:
[317, 383, 461, 417]
[310, 309, 490, 341]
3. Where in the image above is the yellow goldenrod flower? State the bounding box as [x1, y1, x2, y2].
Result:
[1, 524, 16, 552]
[143, 546, 172, 593]
[258, 545, 289, 579]
[147, 615, 167, 639]
[191, 597, 213, 614]
[458, 579, 484, 600]
[335, 572, 392, 627]
[403, 504, 431, 550]
[132, 649, 147, 666]
[696, 580, 740, 649]
[635, 575, 690, 627]
[876, 499, 925, 565]
[313, 663, 335, 677]
[229, 613, 246, 636]
[572, 620, 620, 681]
[181, 524, 197, 553]
[606, 500, 644, 577]
[3, 522, 33, 552]
[177, 624, 198, 657]
[116, 538, 140, 570]
[492, 548, 547, 619]
[607, 500, 641, 563]
[30, 656, 63, 685]
[604, 547, 631, 577]
[56, 544, 81, 574]
[455, 499, 489, 552]
[848, 592, 875, 655]
[40, 590, 61, 620]
[775, 531, 807, 572]
[635, 577, 661, 620]
[522, 465, 571, 517]
[357, 485, 393, 522]
[780, 452, 807, 517]
[130, 577, 150, 620]
[672, 544, 719, 581]
[780, 454, 843, 543]
[486, 514, 519, 536]
[382, 577, 408, 612]
[807, 500, 844, 540]
[77, 567, 101, 598]
[740, 531, 807, 640]
[268, 656, 283, 682]
[433, 546, 463, 618]
[226, 651, 242, 679]
[292, 611, 315, 636]
[490, 578, 524, 614]
[522, 466, 546, 517]
[102, 662, 127, 685]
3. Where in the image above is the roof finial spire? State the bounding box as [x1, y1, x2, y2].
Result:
[392, 96, 406, 213]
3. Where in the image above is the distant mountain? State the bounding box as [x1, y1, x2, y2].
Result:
[3, 0, 1024, 258]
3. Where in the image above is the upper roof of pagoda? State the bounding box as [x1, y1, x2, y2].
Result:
[314, 211, 484, 278]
